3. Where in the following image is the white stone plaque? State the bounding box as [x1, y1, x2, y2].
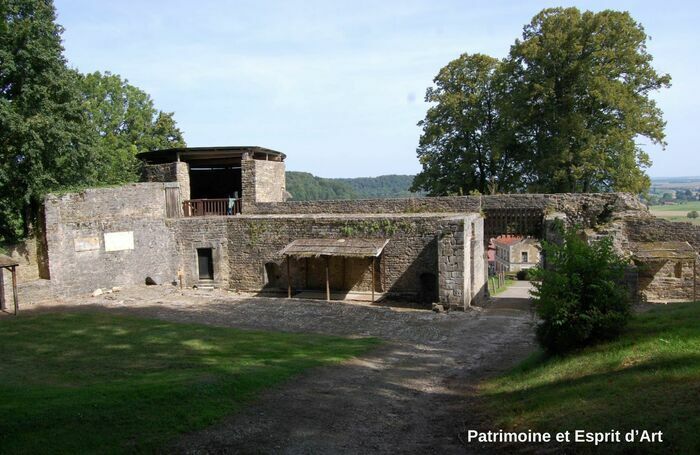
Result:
[104, 231, 134, 252]
[74, 236, 100, 252]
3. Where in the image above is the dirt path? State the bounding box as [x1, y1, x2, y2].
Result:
[25, 286, 537, 454]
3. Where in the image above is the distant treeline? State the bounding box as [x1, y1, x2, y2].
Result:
[286, 172, 423, 201]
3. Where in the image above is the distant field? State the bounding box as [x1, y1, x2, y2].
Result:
[649, 201, 700, 225]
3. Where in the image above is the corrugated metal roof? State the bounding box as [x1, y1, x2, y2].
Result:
[280, 238, 389, 258]
[0, 254, 19, 268]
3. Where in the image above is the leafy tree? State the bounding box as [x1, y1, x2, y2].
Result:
[505, 8, 670, 193]
[531, 229, 631, 354]
[0, 2, 186, 242]
[78, 71, 186, 183]
[412, 54, 525, 196]
[285, 172, 358, 201]
[413, 8, 670, 196]
[0, 0, 97, 241]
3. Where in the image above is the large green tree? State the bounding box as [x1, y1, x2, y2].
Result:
[413, 8, 670, 196]
[506, 8, 670, 193]
[0, 1, 186, 242]
[412, 54, 525, 195]
[78, 71, 186, 183]
[0, 0, 97, 241]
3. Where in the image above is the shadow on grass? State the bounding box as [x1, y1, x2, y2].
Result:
[0, 312, 380, 454]
[481, 303, 700, 453]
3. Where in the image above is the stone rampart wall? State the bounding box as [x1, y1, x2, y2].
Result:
[44, 183, 178, 294]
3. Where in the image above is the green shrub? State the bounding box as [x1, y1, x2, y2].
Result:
[688, 210, 699, 219]
[516, 269, 532, 280]
[530, 229, 631, 354]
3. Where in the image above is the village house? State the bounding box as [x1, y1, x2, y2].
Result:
[493, 236, 541, 273]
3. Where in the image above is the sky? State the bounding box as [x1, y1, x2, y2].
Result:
[53, 0, 700, 178]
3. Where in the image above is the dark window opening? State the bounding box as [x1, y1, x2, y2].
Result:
[197, 248, 214, 280]
[521, 251, 528, 263]
[189, 166, 242, 199]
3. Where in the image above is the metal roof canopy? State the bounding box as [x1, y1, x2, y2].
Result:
[281, 238, 389, 258]
[633, 241, 697, 261]
[136, 146, 286, 164]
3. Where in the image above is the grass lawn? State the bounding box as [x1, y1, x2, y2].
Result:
[480, 302, 700, 453]
[0, 312, 379, 454]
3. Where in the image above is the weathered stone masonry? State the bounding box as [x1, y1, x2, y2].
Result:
[44, 184, 177, 294]
[39, 142, 698, 307]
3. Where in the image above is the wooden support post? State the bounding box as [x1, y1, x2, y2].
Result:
[0, 268, 5, 311]
[11, 266, 18, 315]
[287, 255, 292, 298]
[371, 256, 376, 303]
[325, 256, 330, 301]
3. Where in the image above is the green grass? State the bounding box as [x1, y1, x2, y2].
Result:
[480, 302, 700, 453]
[649, 201, 700, 225]
[489, 277, 516, 295]
[0, 312, 380, 454]
[649, 200, 700, 212]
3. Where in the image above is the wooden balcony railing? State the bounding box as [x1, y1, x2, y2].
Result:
[182, 199, 241, 217]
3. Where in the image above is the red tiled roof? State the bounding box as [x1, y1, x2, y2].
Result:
[493, 235, 524, 246]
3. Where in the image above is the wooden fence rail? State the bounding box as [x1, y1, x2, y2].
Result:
[182, 199, 241, 217]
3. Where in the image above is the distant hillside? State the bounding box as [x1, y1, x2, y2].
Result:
[286, 172, 423, 201]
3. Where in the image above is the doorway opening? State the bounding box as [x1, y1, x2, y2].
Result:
[197, 248, 214, 280]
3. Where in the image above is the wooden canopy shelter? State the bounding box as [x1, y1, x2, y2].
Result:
[0, 254, 19, 315]
[633, 241, 697, 302]
[280, 238, 389, 302]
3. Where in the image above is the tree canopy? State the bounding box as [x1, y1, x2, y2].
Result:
[412, 7, 671, 196]
[0, 0, 185, 242]
[78, 71, 185, 184]
[286, 172, 421, 201]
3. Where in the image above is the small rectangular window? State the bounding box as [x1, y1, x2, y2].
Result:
[521, 251, 528, 263]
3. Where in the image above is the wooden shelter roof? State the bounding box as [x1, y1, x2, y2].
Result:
[280, 238, 389, 258]
[633, 241, 696, 260]
[137, 146, 285, 164]
[0, 254, 19, 268]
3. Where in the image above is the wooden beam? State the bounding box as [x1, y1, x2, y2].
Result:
[11, 266, 18, 315]
[286, 255, 291, 298]
[325, 256, 330, 301]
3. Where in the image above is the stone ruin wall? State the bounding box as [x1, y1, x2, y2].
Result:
[142, 162, 190, 204]
[438, 215, 486, 308]
[170, 214, 483, 307]
[43, 183, 178, 295]
[616, 217, 700, 302]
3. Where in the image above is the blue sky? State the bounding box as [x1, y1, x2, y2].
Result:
[54, 0, 699, 178]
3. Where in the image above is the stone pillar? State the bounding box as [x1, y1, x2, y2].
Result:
[241, 155, 256, 213]
[175, 161, 190, 203]
[438, 218, 466, 310]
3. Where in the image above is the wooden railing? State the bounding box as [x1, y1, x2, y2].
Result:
[183, 199, 241, 217]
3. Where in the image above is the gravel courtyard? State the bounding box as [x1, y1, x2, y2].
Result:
[26, 286, 537, 454]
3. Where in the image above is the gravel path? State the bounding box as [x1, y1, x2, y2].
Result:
[27, 286, 537, 454]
